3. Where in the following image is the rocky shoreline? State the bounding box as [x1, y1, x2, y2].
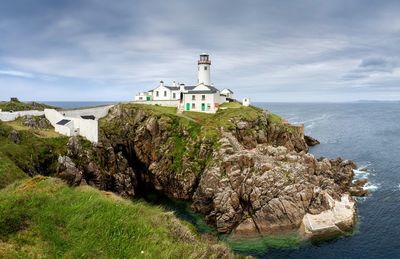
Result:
[55, 104, 367, 240]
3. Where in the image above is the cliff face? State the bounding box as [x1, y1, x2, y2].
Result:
[57, 104, 361, 238]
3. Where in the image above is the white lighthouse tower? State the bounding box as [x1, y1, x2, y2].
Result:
[198, 53, 211, 86]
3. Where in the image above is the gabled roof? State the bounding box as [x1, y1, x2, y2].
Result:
[221, 88, 234, 93]
[56, 119, 71, 126]
[81, 115, 96, 120]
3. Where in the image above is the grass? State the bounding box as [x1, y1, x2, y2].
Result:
[219, 101, 243, 108]
[0, 176, 232, 258]
[0, 121, 69, 188]
[0, 151, 27, 189]
[5, 118, 61, 138]
[0, 99, 57, 112]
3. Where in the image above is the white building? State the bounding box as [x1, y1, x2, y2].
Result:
[242, 98, 251, 107]
[221, 88, 234, 99]
[134, 53, 228, 113]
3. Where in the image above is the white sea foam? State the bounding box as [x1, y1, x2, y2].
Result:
[363, 183, 379, 192]
[353, 169, 370, 179]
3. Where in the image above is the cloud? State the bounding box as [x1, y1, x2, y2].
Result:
[342, 56, 399, 81]
[0, 0, 400, 101]
[0, 70, 34, 78]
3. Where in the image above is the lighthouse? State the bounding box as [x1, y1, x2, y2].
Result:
[198, 53, 211, 86]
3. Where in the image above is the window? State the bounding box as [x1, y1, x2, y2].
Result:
[192, 103, 195, 109]
[207, 103, 211, 110]
[173, 93, 176, 99]
[202, 95, 205, 100]
[192, 95, 196, 100]
[204, 66, 207, 70]
[164, 91, 167, 97]
[156, 91, 159, 97]
[139, 97, 143, 100]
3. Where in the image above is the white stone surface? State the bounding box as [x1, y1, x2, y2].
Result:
[0, 110, 45, 122]
[300, 193, 355, 239]
[60, 105, 113, 119]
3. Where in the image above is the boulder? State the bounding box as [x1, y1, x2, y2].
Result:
[304, 135, 320, 146]
[8, 130, 21, 144]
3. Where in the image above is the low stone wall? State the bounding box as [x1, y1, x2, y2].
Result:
[0, 110, 45, 122]
[131, 100, 179, 107]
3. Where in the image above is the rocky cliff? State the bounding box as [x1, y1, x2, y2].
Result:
[56, 103, 365, 239]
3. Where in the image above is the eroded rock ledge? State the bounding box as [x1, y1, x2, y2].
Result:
[56, 104, 365, 240]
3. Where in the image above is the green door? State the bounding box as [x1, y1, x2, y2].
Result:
[146, 96, 150, 101]
[186, 103, 190, 111]
[201, 103, 205, 111]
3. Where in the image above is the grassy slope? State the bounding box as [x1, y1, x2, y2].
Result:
[0, 176, 231, 258]
[0, 121, 68, 186]
[0, 119, 234, 258]
[0, 100, 57, 112]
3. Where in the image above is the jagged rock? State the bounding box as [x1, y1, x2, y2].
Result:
[67, 136, 81, 158]
[61, 104, 360, 240]
[354, 178, 368, 187]
[304, 135, 320, 146]
[22, 115, 51, 129]
[57, 155, 83, 186]
[8, 130, 21, 144]
[349, 187, 368, 196]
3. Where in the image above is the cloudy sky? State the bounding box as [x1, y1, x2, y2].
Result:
[1, 0, 400, 102]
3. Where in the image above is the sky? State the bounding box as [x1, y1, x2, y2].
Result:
[1, 0, 400, 102]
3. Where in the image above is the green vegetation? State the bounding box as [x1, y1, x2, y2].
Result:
[0, 176, 231, 258]
[0, 151, 27, 189]
[0, 98, 57, 112]
[0, 121, 68, 188]
[219, 101, 243, 108]
[5, 118, 60, 138]
[106, 103, 290, 175]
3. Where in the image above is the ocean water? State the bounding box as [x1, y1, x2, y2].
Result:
[253, 102, 400, 259]
[42, 101, 118, 109]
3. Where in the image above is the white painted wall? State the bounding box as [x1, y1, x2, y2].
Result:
[0, 110, 45, 122]
[221, 89, 233, 98]
[152, 85, 172, 101]
[198, 63, 211, 85]
[183, 92, 219, 113]
[55, 122, 74, 136]
[243, 98, 251, 106]
[134, 92, 152, 101]
[45, 109, 99, 143]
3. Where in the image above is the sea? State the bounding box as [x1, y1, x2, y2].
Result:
[255, 102, 400, 259]
[43, 101, 400, 258]
[42, 101, 118, 109]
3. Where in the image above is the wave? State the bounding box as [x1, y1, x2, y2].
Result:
[363, 183, 379, 192]
[353, 169, 370, 179]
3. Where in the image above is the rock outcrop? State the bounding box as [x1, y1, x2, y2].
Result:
[304, 135, 320, 146]
[56, 104, 365, 239]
